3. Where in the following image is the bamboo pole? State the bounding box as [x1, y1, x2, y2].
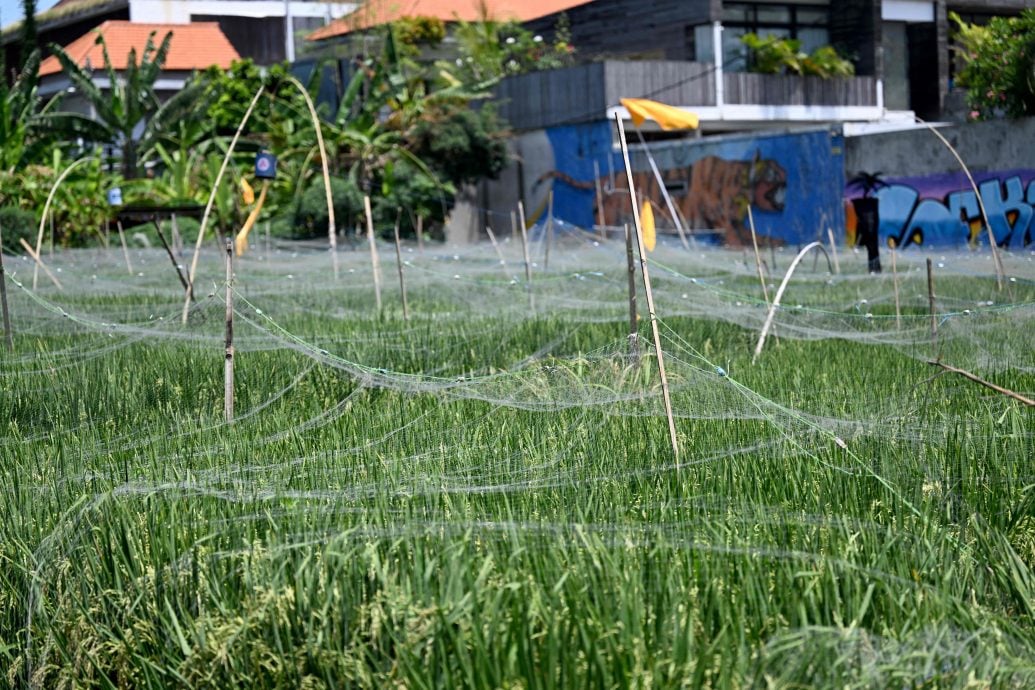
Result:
[616, 114, 679, 461]
[624, 223, 639, 361]
[393, 209, 409, 322]
[927, 360, 1035, 407]
[364, 195, 383, 311]
[171, 213, 183, 257]
[891, 245, 901, 330]
[544, 189, 553, 271]
[285, 76, 338, 280]
[0, 224, 13, 352]
[927, 257, 937, 347]
[19, 238, 63, 289]
[182, 84, 264, 325]
[485, 225, 510, 280]
[633, 127, 690, 250]
[224, 239, 234, 423]
[747, 205, 770, 305]
[753, 242, 832, 363]
[33, 156, 92, 289]
[919, 118, 1005, 290]
[510, 210, 518, 245]
[518, 201, 533, 311]
[593, 159, 606, 239]
[827, 227, 840, 274]
[153, 219, 191, 295]
[116, 220, 133, 276]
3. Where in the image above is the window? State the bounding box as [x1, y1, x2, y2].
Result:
[721, 2, 831, 71]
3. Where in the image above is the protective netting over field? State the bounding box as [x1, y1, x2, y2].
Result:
[2, 230, 1034, 687]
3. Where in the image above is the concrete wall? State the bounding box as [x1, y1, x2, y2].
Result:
[845, 117, 1035, 177]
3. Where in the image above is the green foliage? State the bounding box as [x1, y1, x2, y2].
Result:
[295, 175, 363, 236]
[0, 206, 37, 251]
[408, 102, 507, 186]
[446, 13, 576, 85]
[951, 10, 1035, 120]
[392, 16, 447, 49]
[741, 33, 855, 78]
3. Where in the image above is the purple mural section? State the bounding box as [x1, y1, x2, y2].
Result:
[845, 169, 1035, 248]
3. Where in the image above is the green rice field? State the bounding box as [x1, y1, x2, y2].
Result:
[1, 235, 1033, 688]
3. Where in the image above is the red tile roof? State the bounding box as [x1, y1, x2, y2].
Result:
[307, 0, 591, 41]
[39, 21, 240, 77]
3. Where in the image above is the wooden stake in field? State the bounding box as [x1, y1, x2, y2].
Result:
[19, 238, 63, 289]
[0, 224, 14, 352]
[182, 84, 264, 325]
[510, 210, 518, 245]
[927, 257, 937, 347]
[485, 225, 510, 280]
[393, 209, 409, 322]
[624, 223, 639, 361]
[364, 195, 383, 311]
[747, 205, 770, 305]
[753, 242, 831, 363]
[593, 159, 606, 239]
[517, 201, 533, 310]
[115, 220, 133, 276]
[544, 189, 554, 271]
[153, 219, 191, 296]
[891, 245, 901, 330]
[224, 239, 234, 423]
[827, 227, 841, 274]
[171, 213, 183, 257]
[615, 113, 679, 461]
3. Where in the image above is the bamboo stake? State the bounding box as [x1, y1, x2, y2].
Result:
[286, 75, 338, 280]
[182, 84, 264, 325]
[510, 210, 518, 245]
[171, 213, 183, 257]
[927, 360, 1035, 407]
[116, 220, 133, 276]
[891, 246, 901, 330]
[0, 224, 13, 352]
[616, 114, 679, 461]
[224, 239, 234, 423]
[753, 242, 832, 363]
[153, 219, 191, 295]
[827, 227, 840, 274]
[624, 223, 639, 361]
[593, 159, 606, 238]
[19, 238, 63, 289]
[544, 189, 553, 271]
[33, 156, 92, 289]
[517, 201, 533, 311]
[364, 195, 382, 311]
[485, 225, 510, 279]
[416, 215, 424, 255]
[747, 205, 770, 305]
[393, 209, 409, 322]
[927, 257, 937, 346]
[919, 118, 1005, 290]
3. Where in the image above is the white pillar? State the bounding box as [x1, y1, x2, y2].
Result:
[712, 21, 724, 115]
[285, 0, 295, 62]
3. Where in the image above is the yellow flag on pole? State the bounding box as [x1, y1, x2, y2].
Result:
[241, 177, 255, 205]
[620, 98, 700, 131]
[640, 200, 656, 252]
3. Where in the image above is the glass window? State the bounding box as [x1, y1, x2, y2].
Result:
[723, 4, 753, 23]
[797, 27, 829, 53]
[756, 6, 792, 24]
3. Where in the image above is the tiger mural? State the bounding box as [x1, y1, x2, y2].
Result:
[538, 152, 787, 247]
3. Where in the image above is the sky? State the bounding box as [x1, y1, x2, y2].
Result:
[1, 0, 58, 31]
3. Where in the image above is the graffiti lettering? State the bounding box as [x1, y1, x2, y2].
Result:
[850, 173, 1035, 248]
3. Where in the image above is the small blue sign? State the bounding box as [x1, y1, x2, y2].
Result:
[255, 151, 277, 179]
[107, 187, 123, 206]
